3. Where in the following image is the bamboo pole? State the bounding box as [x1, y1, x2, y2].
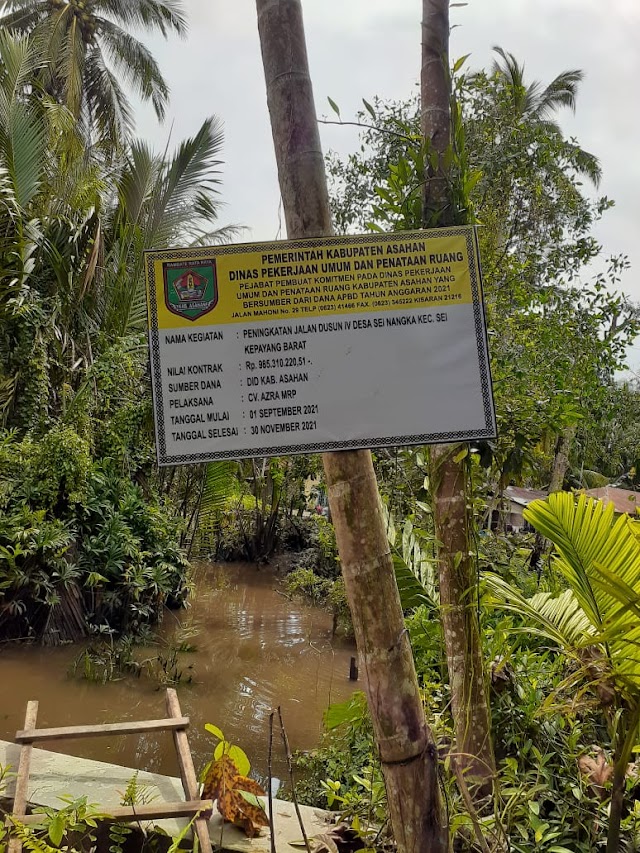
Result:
[165, 689, 212, 853]
[255, 3, 447, 850]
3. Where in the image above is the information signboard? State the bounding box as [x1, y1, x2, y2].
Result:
[145, 226, 496, 465]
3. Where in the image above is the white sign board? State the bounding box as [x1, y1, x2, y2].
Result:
[145, 226, 496, 465]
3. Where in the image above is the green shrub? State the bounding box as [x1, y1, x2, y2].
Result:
[288, 515, 340, 579]
[0, 429, 188, 642]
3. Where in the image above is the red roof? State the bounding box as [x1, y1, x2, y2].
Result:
[583, 486, 640, 515]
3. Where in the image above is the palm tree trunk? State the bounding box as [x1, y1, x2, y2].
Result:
[607, 702, 640, 853]
[256, 2, 447, 850]
[430, 445, 496, 792]
[422, 0, 496, 796]
[530, 424, 576, 573]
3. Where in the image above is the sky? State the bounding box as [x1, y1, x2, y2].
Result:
[136, 1, 640, 324]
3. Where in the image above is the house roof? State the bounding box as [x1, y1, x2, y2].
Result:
[582, 486, 640, 515]
[505, 486, 547, 507]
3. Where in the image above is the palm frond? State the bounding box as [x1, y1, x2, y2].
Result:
[1, 0, 181, 142]
[98, 20, 169, 120]
[538, 69, 584, 116]
[491, 46, 525, 91]
[0, 0, 45, 31]
[118, 141, 161, 224]
[96, 224, 146, 338]
[146, 116, 225, 246]
[524, 492, 640, 689]
[492, 45, 586, 125]
[381, 500, 437, 610]
[568, 142, 602, 187]
[0, 30, 48, 209]
[199, 461, 237, 524]
[96, 0, 187, 38]
[483, 572, 593, 648]
[56, 15, 85, 118]
[83, 45, 134, 142]
[189, 223, 246, 248]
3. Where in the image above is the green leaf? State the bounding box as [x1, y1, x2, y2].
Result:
[324, 693, 368, 730]
[362, 98, 376, 120]
[453, 446, 468, 463]
[327, 96, 341, 118]
[452, 54, 470, 73]
[48, 813, 66, 847]
[200, 462, 236, 522]
[228, 744, 251, 777]
[523, 492, 640, 689]
[204, 723, 224, 741]
[199, 759, 212, 783]
[238, 790, 266, 811]
[483, 573, 593, 648]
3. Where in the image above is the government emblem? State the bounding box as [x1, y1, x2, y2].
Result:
[163, 260, 218, 321]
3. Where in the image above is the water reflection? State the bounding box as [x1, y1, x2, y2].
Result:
[0, 563, 356, 780]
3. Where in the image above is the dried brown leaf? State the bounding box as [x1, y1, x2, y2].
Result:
[201, 753, 268, 837]
[578, 748, 613, 799]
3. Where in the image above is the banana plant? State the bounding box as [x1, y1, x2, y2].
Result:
[380, 499, 437, 610]
[485, 491, 640, 853]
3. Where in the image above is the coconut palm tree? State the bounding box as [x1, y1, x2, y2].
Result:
[96, 115, 243, 341]
[0, 0, 187, 144]
[491, 46, 601, 185]
[0, 25, 238, 427]
[492, 46, 582, 124]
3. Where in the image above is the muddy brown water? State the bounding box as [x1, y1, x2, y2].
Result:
[0, 563, 357, 784]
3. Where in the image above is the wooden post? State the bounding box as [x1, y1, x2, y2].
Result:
[165, 689, 212, 853]
[349, 656, 358, 681]
[15, 801, 214, 825]
[255, 3, 447, 850]
[9, 700, 38, 853]
[15, 717, 190, 743]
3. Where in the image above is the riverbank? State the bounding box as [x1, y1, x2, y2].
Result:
[0, 739, 333, 851]
[0, 562, 357, 782]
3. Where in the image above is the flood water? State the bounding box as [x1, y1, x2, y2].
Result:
[0, 563, 357, 783]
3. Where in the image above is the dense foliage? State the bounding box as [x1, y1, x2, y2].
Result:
[0, 10, 237, 642]
[0, 9, 639, 851]
[289, 51, 640, 851]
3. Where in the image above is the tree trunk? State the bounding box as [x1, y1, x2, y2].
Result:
[607, 702, 640, 853]
[256, 2, 447, 850]
[530, 424, 576, 572]
[422, 0, 496, 796]
[547, 424, 576, 494]
[430, 445, 496, 791]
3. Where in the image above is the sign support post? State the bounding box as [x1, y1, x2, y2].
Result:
[255, 2, 449, 851]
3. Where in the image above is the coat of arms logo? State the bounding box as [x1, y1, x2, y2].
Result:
[163, 260, 218, 321]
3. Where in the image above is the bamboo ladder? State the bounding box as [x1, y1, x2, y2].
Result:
[7, 688, 213, 853]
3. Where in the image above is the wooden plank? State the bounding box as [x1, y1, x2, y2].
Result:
[9, 700, 38, 853]
[165, 688, 212, 853]
[15, 717, 189, 743]
[12, 800, 214, 826]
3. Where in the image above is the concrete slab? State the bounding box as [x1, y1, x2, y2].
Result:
[0, 740, 332, 851]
